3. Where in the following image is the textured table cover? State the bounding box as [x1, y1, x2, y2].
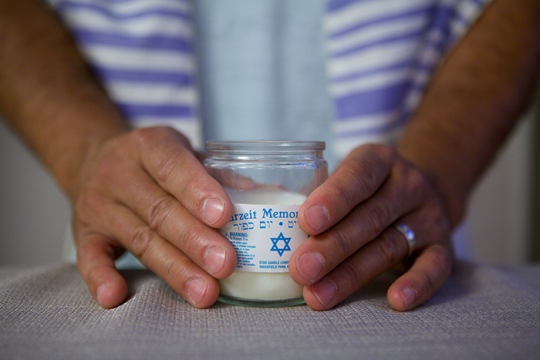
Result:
[1, 262, 539, 360]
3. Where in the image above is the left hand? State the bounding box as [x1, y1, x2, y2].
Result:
[288, 144, 454, 311]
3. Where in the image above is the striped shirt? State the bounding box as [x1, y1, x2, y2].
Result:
[46, 0, 492, 161]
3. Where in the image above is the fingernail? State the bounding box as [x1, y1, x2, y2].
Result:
[202, 198, 225, 225]
[305, 205, 329, 232]
[204, 246, 226, 274]
[297, 252, 325, 282]
[400, 287, 416, 309]
[96, 284, 108, 306]
[186, 278, 208, 305]
[312, 280, 337, 306]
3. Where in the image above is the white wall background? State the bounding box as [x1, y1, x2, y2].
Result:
[0, 120, 70, 266]
[0, 113, 535, 266]
[467, 112, 534, 264]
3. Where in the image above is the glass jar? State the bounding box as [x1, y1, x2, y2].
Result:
[204, 141, 328, 307]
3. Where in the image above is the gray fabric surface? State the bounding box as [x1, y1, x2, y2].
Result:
[1, 262, 539, 360]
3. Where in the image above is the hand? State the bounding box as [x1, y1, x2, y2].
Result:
[289, 144, 453, 311]
[72, 127, 237, 309]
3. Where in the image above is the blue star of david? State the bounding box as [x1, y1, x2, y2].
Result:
[270, 232, 292, 257]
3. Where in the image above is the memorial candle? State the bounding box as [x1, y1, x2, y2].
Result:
[218, 188, 307, 303]
[204, 141, 328, 307]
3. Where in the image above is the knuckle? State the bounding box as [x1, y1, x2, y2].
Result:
[376, 232, 404, 265]
[147, 196, 176, 231]
[397, 156, 431, 196]
[155, 152, 181, 185]
[340, 261, 362, 288]
[163, 256, 188, 283]
[365, 202, 390, 236]
[426, 202, 444, 224]
[93, 150, 125, 186]
[329, 162, 383, 211]
[432, 204, 450, 231]
[77, 190, 106, 217]
[424, 203, 451, 240]
[339, 161, 379, 204]
[129, 227, 156, 259]
[96, 156, 115, 182]
[181, 178, 204, 204]
[177, 221, 205, 256]
[352, 161, 379, 194]
[323, 230, 351, 260]
[327, 182, 356, 211]
[164, 258, 176, 280]
[407, 168, 427, 193]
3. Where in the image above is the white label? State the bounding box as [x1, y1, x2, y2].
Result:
[220, 203, 308, 273]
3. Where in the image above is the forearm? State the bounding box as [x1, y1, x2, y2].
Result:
[397, 0, 540, 227]
[0, 0, 128, 199]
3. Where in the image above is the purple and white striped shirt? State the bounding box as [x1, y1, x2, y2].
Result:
[47, 0, 492, 161]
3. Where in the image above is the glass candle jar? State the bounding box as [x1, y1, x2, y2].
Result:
[204, 141, 328, 307]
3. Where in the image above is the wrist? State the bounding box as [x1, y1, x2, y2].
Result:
[397, 144, 468, 229]
[34, 86, 130, 201]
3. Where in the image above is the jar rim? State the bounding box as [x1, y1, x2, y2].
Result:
[206, 141, 325, 152]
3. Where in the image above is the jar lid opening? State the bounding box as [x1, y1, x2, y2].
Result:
[206, 141, 325, 152]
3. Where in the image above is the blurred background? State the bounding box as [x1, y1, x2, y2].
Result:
[0, 95, 539, 266]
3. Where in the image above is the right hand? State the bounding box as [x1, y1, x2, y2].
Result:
[72, 127, 237, 309]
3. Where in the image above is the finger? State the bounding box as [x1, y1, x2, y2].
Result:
[289, 171, 424, 286]
[104, 169, 237, 279]
[300, 208, 445, 310]
[298, 144, 394, 235]
[101, 203, 221, 308]
[75, 234, 128, 309]
[132, 127, 233, 228]
[387, 244, 453, 311]
[300, 225, 409, 310]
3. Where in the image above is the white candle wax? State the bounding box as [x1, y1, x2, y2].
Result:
[220, 187, 307, 301]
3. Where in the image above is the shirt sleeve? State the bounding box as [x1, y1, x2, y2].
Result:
[45, 0, 203, 149]
[325, 0, 494, 159]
